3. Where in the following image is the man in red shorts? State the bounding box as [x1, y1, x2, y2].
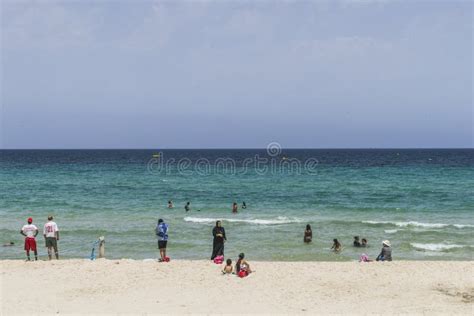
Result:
[20, 217, 39, 261]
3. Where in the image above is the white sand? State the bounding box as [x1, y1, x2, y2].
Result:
[1, 259, 473, 315]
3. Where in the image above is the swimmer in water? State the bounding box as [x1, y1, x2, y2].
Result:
[331, 239, 342, 252]
[353, 236, 361, 247]
[3, 241, 14, 247]
[168, 200, 174, 208]
[232, 202, 238, 213]
[242, 201, 247, 209]
[185, 202, 190, 212]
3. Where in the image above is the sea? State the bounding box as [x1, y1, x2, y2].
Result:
[0, 149, 473, 261]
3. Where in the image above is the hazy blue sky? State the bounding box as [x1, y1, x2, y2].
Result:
[1, 0, 472, 148]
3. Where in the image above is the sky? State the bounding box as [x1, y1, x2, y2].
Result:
[1, 0, 472, 149]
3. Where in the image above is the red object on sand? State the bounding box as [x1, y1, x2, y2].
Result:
[238, 270, 248, 278]
[213, 255, 224, 264]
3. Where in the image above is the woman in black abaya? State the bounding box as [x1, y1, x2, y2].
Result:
[211, 220, 226, 260]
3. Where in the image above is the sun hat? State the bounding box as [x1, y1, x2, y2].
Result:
[382, 240, 391, 247]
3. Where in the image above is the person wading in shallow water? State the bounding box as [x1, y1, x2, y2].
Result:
[304, 224, 312, 243]
[232, 202, 238, 214]
[211, 220, 226, 260]
[331, 238, 342, 252]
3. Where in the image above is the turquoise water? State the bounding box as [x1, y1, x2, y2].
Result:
[0, 149, 473, 261]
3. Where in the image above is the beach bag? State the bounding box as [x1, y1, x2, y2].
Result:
[359, 253, 369, 262]
[213, 255, 224, 264]
[238, 270, 248, 278]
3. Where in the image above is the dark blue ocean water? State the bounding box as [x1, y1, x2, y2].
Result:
[1, 149, 473, 261]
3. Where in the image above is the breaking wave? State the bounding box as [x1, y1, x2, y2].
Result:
[410, 243, 467, 252]
[363, 220, 474, 229]
[184, 216, 302, 225]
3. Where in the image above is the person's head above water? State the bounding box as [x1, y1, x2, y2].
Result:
[306, 224, 311, 230]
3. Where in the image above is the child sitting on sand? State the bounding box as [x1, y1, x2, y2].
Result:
[222, 259, 233, 274]
[236, 253, 252, 277]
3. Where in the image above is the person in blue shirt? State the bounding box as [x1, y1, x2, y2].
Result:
[156, 219, 169, 262]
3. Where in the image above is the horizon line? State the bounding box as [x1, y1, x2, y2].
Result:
[1, 147, 473, 150]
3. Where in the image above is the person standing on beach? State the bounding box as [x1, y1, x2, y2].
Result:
[20, 217, 38, 261]
[232, 202, 238, 213]
[156, 219, 169, 262]
[211, 220, 226, 260]
[185, 202, 190, 212]
[43, 216, 59, 260]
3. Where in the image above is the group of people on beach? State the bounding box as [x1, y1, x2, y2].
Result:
[14, 206, 391, 266]
[155, 218, 252, 277]
[153, 217, 391, 279]
[15, 216, 60, 261]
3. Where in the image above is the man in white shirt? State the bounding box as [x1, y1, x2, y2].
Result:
[20, 217, 39, 261]
[43, 216, 59, 260]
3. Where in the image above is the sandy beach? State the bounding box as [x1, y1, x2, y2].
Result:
[1, 259, 472, 315]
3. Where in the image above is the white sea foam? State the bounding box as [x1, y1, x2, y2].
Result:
[363, 220, 472, 229]
[184, 216, 302, 225]
[453, 224, 474, 228]
[384, 229, 398, 234]
[411, 243, 465, 252]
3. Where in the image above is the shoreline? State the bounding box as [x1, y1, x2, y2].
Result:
[1, 259, 473, 315]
